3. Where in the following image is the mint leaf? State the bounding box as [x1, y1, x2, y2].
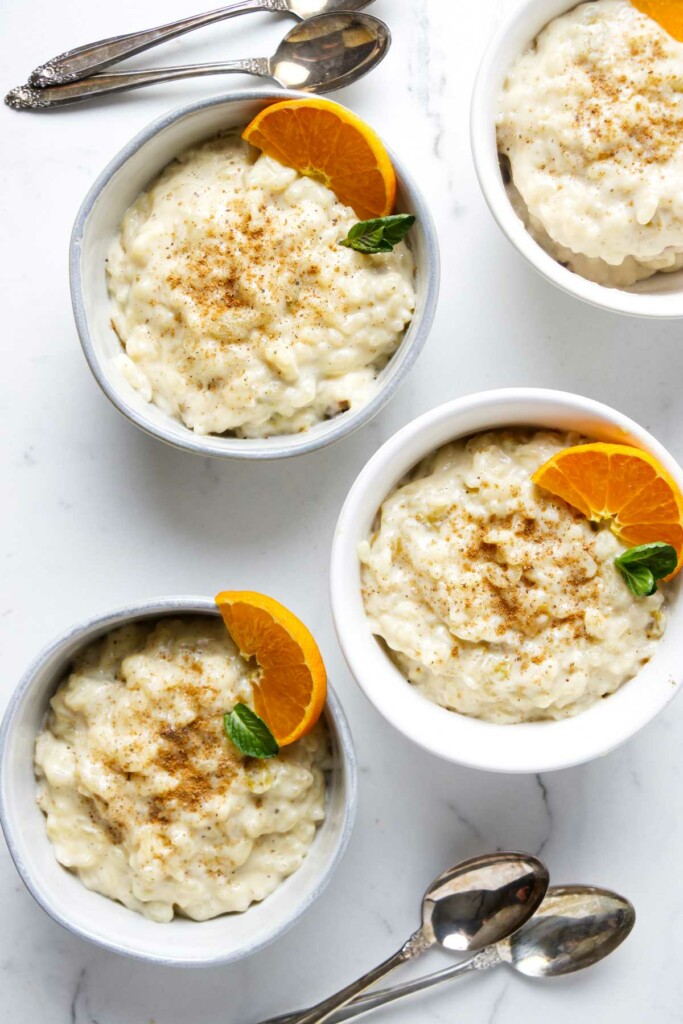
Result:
[224, 703, 279, 759]
[339, 214, 416, 254]
[614, 542, 677, 597]
[617, 563, 657, 598]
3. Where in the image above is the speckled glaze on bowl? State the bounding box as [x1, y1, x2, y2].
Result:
[0, 596, 357, 966]
[471, 0, 683, 319]
[70, 89, 440, 459]
[331, 388, 683, 773]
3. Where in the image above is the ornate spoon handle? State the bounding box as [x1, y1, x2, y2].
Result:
[6, 59, 271, 110]
[29, 0, 286, 86]
[260, 930, 432, 1024]
[263, 947, 502, 1024]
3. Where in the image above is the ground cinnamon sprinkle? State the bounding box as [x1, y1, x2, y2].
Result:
[165, 205, 316, 340]
[92, 664, 241, 830]
[419, 504, 600, 646]
[148, 716, 238, 822]
[571, 30, 683, 166]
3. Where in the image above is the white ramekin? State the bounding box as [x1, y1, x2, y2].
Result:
[70, 88, 440, 459]
[330, 388, 683, 773]
[470, 0, 683, 319]
[0, 597, 357, 966]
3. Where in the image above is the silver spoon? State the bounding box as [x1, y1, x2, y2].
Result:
[5, 12, 389, 111]
[274, 885, 636, 1024]
[29, 0, 375, 87]
[260, 852, 550, 1024]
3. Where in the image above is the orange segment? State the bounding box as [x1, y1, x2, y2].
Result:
[215, 591, 327, 746]
[242, 98, 396, 220]
[631, 1, 683, 42]
[532, 442, 683, 577]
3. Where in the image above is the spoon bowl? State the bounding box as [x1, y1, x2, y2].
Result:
[270, 11, 390, 91]
[501, 885, 636, 977]
[422, 852, 550, 953]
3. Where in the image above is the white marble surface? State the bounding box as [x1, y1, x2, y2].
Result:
[2, 0, 683, 1021]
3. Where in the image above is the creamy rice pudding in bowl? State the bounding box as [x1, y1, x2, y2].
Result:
[330, 389, 683, 772]
[471, 0, 683, 317]
[71, 89, 439, 458]
[0, 597, 356, 965]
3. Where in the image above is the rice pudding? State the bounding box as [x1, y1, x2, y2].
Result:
[360, 429, 666, 724]
[106, 133, 416, 438]
[497, 0, 683, 287]
[34, 617, 329, 922]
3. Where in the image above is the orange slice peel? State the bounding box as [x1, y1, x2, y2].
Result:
[631, 1, 683, 42]
[532, 442, 683, 578]
[215, 590, 327, 746]
[242, 97, 396, 220]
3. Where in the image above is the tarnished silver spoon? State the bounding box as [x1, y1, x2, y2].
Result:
[260, 852, 550, 1024]
[274, 885, 636, 1024]
[6, 12, 389, 110]
[29, 0, 376, 87]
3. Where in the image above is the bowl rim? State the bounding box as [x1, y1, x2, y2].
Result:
[70, 87, 441, 460]
[330, 387, 683, 773]
[470, 0, 683, 320]
[0, 595, 358, 966]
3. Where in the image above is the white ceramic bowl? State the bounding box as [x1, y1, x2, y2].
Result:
[0, 597, 357, 966]
[70, 89, 440, 459]
[330, 388, 683, 773]
[470, 0, 683, 319]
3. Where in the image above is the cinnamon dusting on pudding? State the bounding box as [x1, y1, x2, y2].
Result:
[33, 618, 329, 921]
[574, 33, 683, 166]
[106, 132, 415, 437]
[360, 428, 666, 723]
[496, 0, 683, 287]
[149, 716, 239, 822]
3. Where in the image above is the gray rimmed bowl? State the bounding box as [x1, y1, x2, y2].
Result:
[70, 89, 440, 459]
[0, 596, 357, 966]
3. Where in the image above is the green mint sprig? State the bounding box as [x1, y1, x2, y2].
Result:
[224, 703, 279, 759]
[339, 214, 415, 254]
[614, 542, 677, 597]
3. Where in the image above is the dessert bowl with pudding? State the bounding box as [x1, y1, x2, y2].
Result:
[330, 389, 683, 772]
[471, 0, 683, 317]
[71, 89, 439, 458]
[0, 596, 356, 965]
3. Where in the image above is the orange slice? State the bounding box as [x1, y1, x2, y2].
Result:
[215, 591, 327, 746]
[631, 1, 683, 42]
[532, 443, 683, 577]
[242, 98, 396, 220]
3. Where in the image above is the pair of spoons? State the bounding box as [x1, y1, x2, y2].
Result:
[263, 852, 635, 1024]
[6, 1, 388, 110]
